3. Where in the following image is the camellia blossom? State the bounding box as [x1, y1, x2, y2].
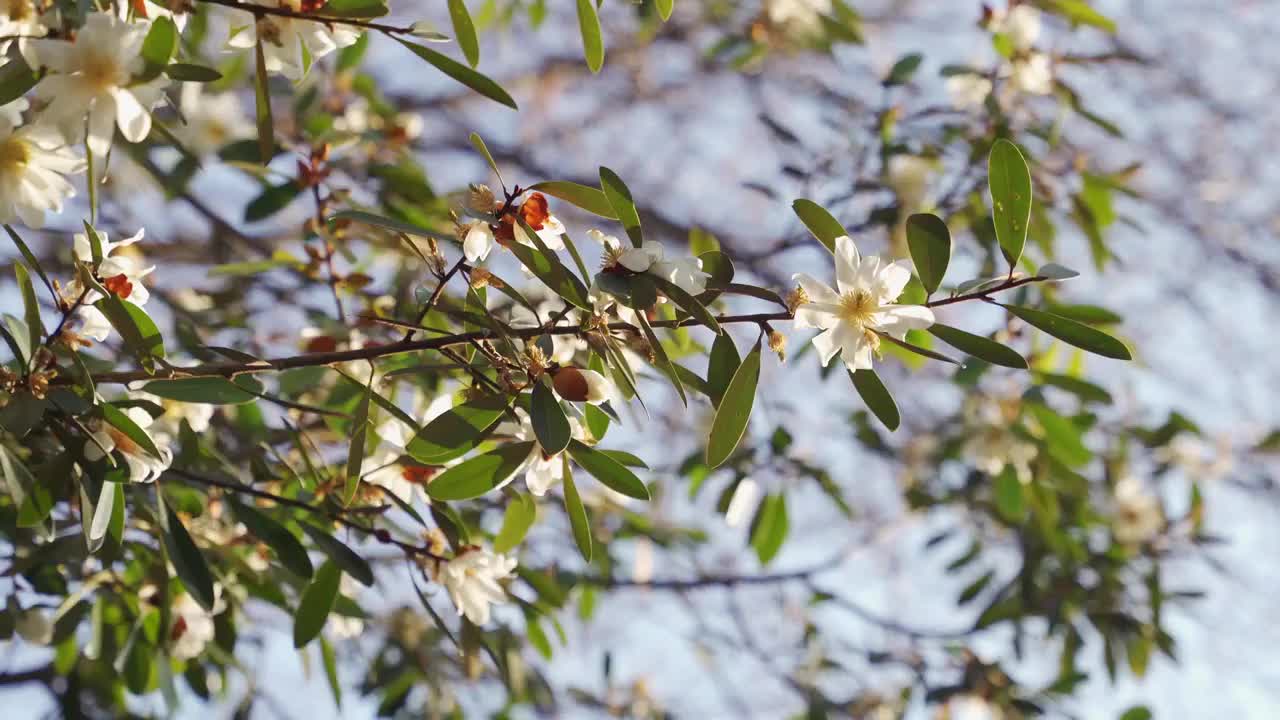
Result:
[27, 12, 167, 157]
[71, 227, 153, 342]
[0, 100, 84, 228]
[946, 73, 994, 111]
[83, 406, 174, 483]
[176, 83, 254, 156]
[589, 229, 711, 297]
[989, 4, 1042, 52]
[1112, 477, 1163, 545]
[764, 0, 832, 38]
[1008, 52, 1053, 96]
[963, 424, 1038, 482]
[508, 192, 566, 250]
[225, 1, 361, 81]
[171, 589, 225, 661]
[0, 0, 48, 56]
[885, 154, 933, 212]
[361, 392, 453, 504]
[459, 219, 496, 263]
[792, 235, 935, 372]
[438, 545, 517, 625]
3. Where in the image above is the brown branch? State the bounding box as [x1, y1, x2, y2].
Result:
[192, 0, 414, 35]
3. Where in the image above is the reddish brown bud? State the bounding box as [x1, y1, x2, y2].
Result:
[102, 273, 133, 298]
[552, 367, 590, 402]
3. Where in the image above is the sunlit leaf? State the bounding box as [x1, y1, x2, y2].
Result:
[707, 340, 761, 467]
[989, 139, 1033, 268]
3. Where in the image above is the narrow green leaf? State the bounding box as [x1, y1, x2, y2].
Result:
[1034, 372, 1112, 405]
[468, 132, 503, 186]
[6, 226, 52, 298]
[253, 37, 274, 163]
[562, 462, 592, 561]
[877, 331, 961, 365]
[102, 403, 162, 459]
[567, 440, 649, 500]
[635, 313, 687, 407]
[706, 332, 740, 407]
[405, 394, 508, 464]
[993, 467, 1025, 521]
[426, 442, 535, 501]
[1043, 0, 1117, 32]
[791, 199, 846, 253]
[95, 297, 164, 370]
[576, 0, 605, 73]
[396, 39, 518, 109]
[320, 636, 342, 707]
[928, 324, 1027, 369]
[905, 213, 951, 295]
[529, 181, 617, 219]
[324, 0, 389, 18]
[651, 275, 721, 334]
[14, 264, 42, 354]
[493, 493, 536, 553]
[162, 506, 216, 612]
[344, 376, 373, 505]
[140, 17, 178, 81]
[988, 139, 1033, 268]
[326, 209, 453, 242]
[228, 499, 314, 579]
[849, 369, 899, 431]
[163, 63, 222, 82]
[448, 0, 480, 66]
[293, 562, 341, 648]
[706, 341, 761, 468]
[142, 377, 260, 404]
[654, 0, 674, 21]
[883, 52, 923, 86]
[530, 382, 571, 455]
[0, 56, 38, 106]
[300, 524, 374, 587]
[599, 167, 643, 247]
[1005, 305, 1131, 360]
[1027, 402, 1092, 467]
[245, 181, 303, 222]
[749, 493, 788, 564]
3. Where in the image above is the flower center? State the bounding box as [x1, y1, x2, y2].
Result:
[4, 0, 33, 22]
[81, 58, 126, 92]
[0, 136, 30, 173]
[400, 465, 437, 485]
[102, 273, 134, 299]
[838, 290, 877, 324]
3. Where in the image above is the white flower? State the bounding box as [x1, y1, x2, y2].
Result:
[946, 74, 993, 111]
[885, 154, 933, 212]
[225, 0, 360, 81]
[0, 104, 84, 228]
[499, 408, 588, 495]
[14, 606, 52, 645]
[765, 0, 832, 37]
[176, 83, 254, 156]
[963, 424, 1037, 481]
[132, 390, 216, 435]
[792, 236, 935, 372]
[589, 229, 711, 297]
[510, 301, 588, 364]
[438, 546, 517, 625]
[947, 695, 1004, 720]
[724, 477, 760, 528]
[514, 213, 566, 250]
[1113, 477, 1163, 545]
[361, 392, 454, 504]
[1008, 53, 1053, 95]
[83, 406, 173, 483]
[460, 219, 495, 263]
[0, 0, 48, 56]
[171, 589, 225, 661]
[990, 4, 1041, 52]
[27, 12, 166, 157]
[72, 227, 153, 342]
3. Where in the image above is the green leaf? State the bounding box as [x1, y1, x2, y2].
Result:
[988, 139, 1033, 268]
[324, 0, 390, 18]
[651, 275, 721, 334]
[706, 332, 740, 407]
[253, 36, 274, 164]
[905, 213, 950, 295]
[1038, 262, 1079, 280]
[427, 442, 535, 501]
[883, 52, 923, 86]
[141, 377, 261, 404]
[326, 209, 453, 242]
[597, 449, 648, 468]
[791, 199, 846, 253]
[228, 499, 314, 579]
[405, 394, 508, 464]
[102, 403, 162, 459]
[6, 226, 52, 298]
[749, 493, 788, 564]
[567, 440, 649, 500]
[1005, 305, 1131, 360]
[0, 56, 38, 106]
[140, 17, 178, 81]
[849, 369, 899, 431]
[562, 462, 592, 561]
[993, 467, 1026, 521]
[530, 382, 572, 455]
[164, 63, 223, 82]
[576, 0, 605, 73]
[396, 39, 518, 109]
[245, 181, 303, 222]
[635, 312, 687, 407]
[599, 167, 643, 247]
[300, 524, 374, 587]
[344, 376, 373, 505]
[877, 331, 961, 365]
[493, 493, 536, 553]
[528, 181, 617, 219]
[928, 324, 1027, 369]
[655, 0, 674, 21]
[468, 132, 503, 186]
[1042, 0, 1117, 33]
[447, 0, 480, 66]
[95, 297, 165, 370]
[162, 505, 216, 612]
[1027, 402, 1092, 467]
[506, 222, 594, 309]
[1034, 372, 1112, 405]
[14, 264, 42, 355]
[293, 562, 341, 648]
[706, 341, 761, 468]
[1118, 706, 1153, 720]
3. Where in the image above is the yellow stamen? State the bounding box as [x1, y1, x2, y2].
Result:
[0, 136, 30, 173]
[838, 290, 877, 324]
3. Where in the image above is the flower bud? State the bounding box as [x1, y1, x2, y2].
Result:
[467, 184, 496, 213]
[768, 330, 787, 362]
[552, 367, 613, 404]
